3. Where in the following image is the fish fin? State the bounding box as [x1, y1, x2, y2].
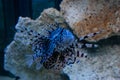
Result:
[25, 55, 34, 68]
[83, 43, 99, 48]
[36, 62, 43, 70]
[79, 30, 104, 41]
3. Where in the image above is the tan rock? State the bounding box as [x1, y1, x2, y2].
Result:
[60, 0, 120, 41]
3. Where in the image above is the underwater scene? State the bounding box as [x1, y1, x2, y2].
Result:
[0, 0, 120, 80]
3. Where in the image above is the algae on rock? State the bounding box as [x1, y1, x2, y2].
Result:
[60, 0, 120, 42]
[4, 8, 66, 80]
[4, 0, 120, 80]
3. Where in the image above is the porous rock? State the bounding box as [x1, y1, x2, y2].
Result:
[4, 2, 120, 80]
[60, 0, 120, 42]
[63, 44, 120, 80]
[60, 0, 120, 80]
[4, 8, 66, 80]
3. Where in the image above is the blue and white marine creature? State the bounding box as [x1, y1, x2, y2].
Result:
[17, 22, 102, 71]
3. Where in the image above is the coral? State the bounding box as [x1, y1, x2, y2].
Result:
[60, 0, 120, 80]
[60, 0, 120, 42]
[4, 7, 104, 79]
[4, 8, 66, 80]
[14, 16, 100, 72]
[63, 45, 120, 80]
[4, 1, 120, 80]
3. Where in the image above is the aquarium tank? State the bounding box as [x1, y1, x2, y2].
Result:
[0, 0, 120, 80]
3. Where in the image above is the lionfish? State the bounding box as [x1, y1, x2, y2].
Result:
[16, 22, 101, 71]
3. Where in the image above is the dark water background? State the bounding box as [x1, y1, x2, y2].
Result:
[0, 0, 62, 79]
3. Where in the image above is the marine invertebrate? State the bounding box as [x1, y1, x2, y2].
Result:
[17, 22, 102, 71]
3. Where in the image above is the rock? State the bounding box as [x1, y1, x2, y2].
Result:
[38, 8, 65, 25]
[60, 0, 120, 42]
[4, 8, 66, 80]
[63, 44, 120, 80]
[4, 2, 120, 80]
[60, 0, 120, 80]
[0, 76, 14, 80]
